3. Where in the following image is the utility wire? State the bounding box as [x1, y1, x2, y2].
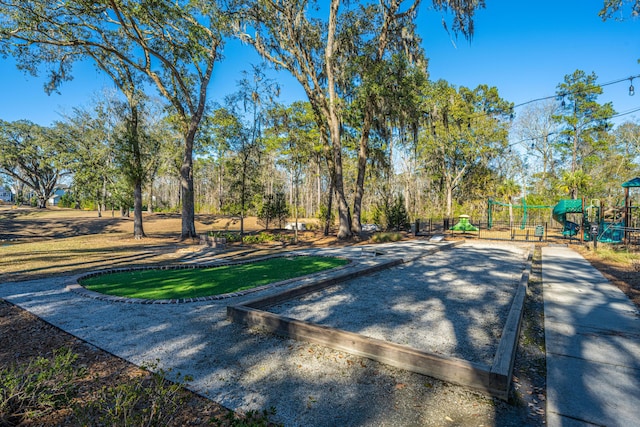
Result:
[443, 73, 639, 124]
[506, 105, 640, 149]
[512, 73, 640, 110]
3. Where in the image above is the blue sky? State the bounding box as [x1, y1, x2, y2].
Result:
[421, 1, 640, 123]
[1, 0, 639, 127]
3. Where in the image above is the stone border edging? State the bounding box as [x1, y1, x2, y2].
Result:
[227, 242, 533, 401]
[65, 254, 353, 304]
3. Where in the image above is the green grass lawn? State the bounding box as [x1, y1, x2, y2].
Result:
[80, 256, 348, 300]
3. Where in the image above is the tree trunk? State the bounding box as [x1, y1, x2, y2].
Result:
[332, 142, 351, 239]
[218, 159, 224, 213]
[133, 180, 145, 239]
[294, 173, 299, 244]
[316, 155, 321, 217]
[147, 181, 154, 214]
[99, 176, 108, 218]
[445, 177, 453, 218]
[128, 103, 146, 240]
[351, 107, 373, 234]
[324, 175, 334, 237]
[289, 171, 294, 207]
[326, 0, 351, 240]
[240, 154, 248, 236]
[180, 130, 197, 240]
[37, 194, 47, 209]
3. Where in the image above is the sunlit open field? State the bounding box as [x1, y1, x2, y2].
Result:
[0, 205, 324, 282]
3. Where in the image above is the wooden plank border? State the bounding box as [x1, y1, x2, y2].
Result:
[227, 243, 533, 400]
[490, 250, 533, 399]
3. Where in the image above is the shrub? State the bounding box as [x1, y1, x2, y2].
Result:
[384, 195, 409, 231]
[257, 192, 289, 230]
[316, 204, 335, 225]
[214, 407, 281, 427]
[242, 232, 293, 245]
[371, 232, 404, 243]
[57, 192, 76, 208]
[303, 220, 319, 231]
[370, 205, 384, 227]
[208, 231, 243, 243]
[0, 347, 82, 426]
[243, 232, 274, 244]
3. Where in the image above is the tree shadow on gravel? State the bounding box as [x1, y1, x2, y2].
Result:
[0, 242, 546, 426]
[267, 245, 526, 366]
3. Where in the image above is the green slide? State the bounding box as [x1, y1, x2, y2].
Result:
[552, 199, 583, 236]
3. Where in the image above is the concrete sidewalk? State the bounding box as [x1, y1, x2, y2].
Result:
[542, 246, 640, 427]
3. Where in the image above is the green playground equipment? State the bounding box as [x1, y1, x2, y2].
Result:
[552, 198, 624, 243]
[552, 199, 584, 237]
[450, 214, 479, 232]
[487, 198, 551, 229]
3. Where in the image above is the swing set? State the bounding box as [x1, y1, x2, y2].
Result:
[485, 198, 552, 241]
[487, 198, 552, 229]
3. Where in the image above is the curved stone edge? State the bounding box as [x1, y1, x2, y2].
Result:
[65, 254, 352, 304]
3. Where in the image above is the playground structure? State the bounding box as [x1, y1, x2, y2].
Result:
[481, 198, 551, 241]
[428, 178, 639, 244]
[552, 177, 640, 245]
[552, 199, 624, 243]
[487, 198, 551, 229]
[450, 214, 479, 232]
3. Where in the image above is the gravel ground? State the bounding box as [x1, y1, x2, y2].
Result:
[269, 242, 530, 366]
[0, 240, 537, 426]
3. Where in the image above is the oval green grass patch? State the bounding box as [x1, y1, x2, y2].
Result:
[80, 256, 348, 300]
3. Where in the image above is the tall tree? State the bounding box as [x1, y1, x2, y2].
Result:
[265, 101, 320, 241]
[615, 121, 640, 167]
[497, 178, 521, 226]
[60, 93, 164, 238]
[422, 80, 513, 217]
[513, 101, 561, 197]
[589, 121, 640, 203]
[0, 0, 228, 239]
[0, 120, 69, 208]
[59, 102, 116, 215]
[110, 97, 166, 238]
[240, 0, 483, 239]
[338, 4, 426, 234]
[213, 65, 278, 235]
[553, 70, 615, 175]
[197, 114, 232, 214]
[348, 53, 428, 233]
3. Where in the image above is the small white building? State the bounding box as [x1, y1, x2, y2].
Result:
[284, 222, 306, 231]
[48, 188, 67, 206]
[0, 186, 13, 203]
